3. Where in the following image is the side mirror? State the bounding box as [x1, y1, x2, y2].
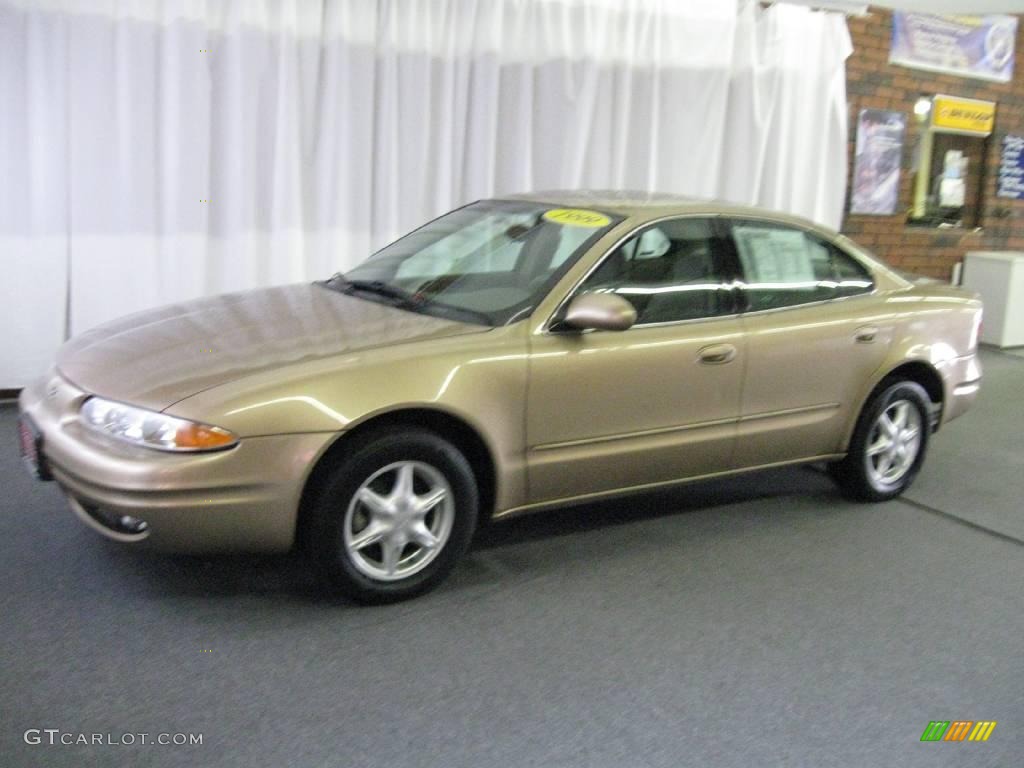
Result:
[562, 292, 637, 332]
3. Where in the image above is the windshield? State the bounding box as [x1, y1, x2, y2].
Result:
[328, 200, 621, 326]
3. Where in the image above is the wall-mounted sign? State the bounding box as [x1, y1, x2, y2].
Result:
[851, 109, 906, 215]
[891, 13, 1017, 83]
[931, 95, 995, 136]
[998, 135, 1024, 200]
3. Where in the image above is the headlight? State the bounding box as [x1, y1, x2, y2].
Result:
[80, 397, 238, 452]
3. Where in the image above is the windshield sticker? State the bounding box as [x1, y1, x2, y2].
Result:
[542, 208, 611, 228]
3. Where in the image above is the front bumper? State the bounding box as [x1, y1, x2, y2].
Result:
[18, 370, 335, 553]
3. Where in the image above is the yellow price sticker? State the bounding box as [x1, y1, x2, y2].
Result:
[542, 208, 611, 228]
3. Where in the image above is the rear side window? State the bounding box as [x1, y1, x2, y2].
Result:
[728, 220, 873, 312]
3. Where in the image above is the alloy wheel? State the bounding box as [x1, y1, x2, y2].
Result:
[343, 460, 455, 582]
[865, 399, 922, 486]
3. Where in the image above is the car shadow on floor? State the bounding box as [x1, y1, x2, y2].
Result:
[101, 464, 837, 604]
[473, 464, 835, 548]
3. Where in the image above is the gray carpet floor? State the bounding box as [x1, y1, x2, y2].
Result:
[1, 349, 1021, 767]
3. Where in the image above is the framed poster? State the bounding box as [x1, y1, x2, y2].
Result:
[851, 109, 906, 216]
[998, 135, 1024, 200]
[891, 13, 1017, 83]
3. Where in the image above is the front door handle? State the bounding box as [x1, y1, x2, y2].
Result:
[854, 326, 879, 343]
[697, 343, 737, 365]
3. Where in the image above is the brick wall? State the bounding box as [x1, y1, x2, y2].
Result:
[842, 9, 1024, 279]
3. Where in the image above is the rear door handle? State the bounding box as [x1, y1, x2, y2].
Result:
[854, 326, 879, 343]
[697, 343, 737, 365]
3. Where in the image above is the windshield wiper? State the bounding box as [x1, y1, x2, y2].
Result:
[329, 275, 421, 308]
[323, 273, 495, 326]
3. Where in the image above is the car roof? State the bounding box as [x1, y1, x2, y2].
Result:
[496, 189, 839, 237]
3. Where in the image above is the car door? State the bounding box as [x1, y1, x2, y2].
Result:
[525, 216, 746, 505]
[725, 218, 895, 467]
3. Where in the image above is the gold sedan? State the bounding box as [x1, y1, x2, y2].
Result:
[18, 192, 983, 602]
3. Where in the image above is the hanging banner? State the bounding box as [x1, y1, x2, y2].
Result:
[890, 13, 1017, 83]
[851, 109, 906, 216]
[998, 135, 1024, 201]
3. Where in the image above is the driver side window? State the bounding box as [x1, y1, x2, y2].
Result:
[577, 217, 735, 325]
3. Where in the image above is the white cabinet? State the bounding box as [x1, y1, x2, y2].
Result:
[962, 251, 1024, 348]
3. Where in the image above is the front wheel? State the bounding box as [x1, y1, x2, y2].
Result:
[303, 429, 479, 603]
[831, 380, 931, 502]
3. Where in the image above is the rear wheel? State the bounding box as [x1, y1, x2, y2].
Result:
[831, 380, 931, 502]
[303, 429, 478, 603]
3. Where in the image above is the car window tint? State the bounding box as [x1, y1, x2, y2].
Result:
[578, 218, 733, 324]
[548, 226, 597, 270]
[730, 221, 873, 311]
[830, 246, 875, 297]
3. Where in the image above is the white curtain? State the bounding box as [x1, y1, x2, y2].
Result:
[0, 0, 851, 387]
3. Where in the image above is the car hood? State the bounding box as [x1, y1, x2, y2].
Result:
[57, 283, 489, 411]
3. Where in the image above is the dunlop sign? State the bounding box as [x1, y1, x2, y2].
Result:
[932, 95, 996, 136]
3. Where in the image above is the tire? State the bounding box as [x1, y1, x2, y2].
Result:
[831, 379, 931, 502]
[303, 428, 479, 604]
